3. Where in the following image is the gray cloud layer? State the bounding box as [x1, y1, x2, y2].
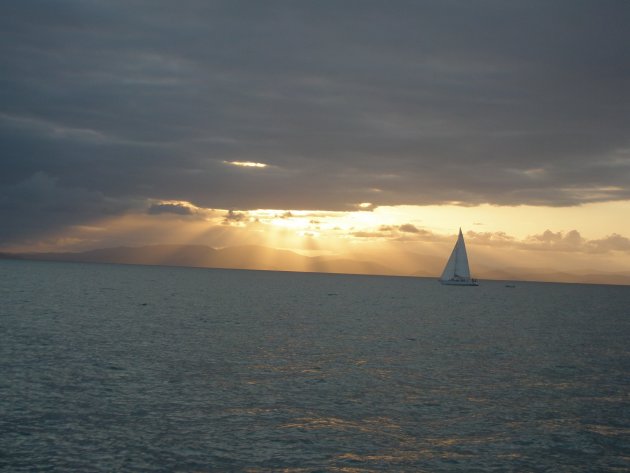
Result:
[2, 1, 630, 244]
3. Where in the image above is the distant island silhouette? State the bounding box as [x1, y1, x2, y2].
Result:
[2, 244, 630, 286]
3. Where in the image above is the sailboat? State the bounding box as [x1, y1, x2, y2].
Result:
[439, 228, 479, 286]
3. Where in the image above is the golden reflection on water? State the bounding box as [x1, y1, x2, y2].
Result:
[244, 468, 314, 473]
[583, 424, 630, 436]
[335, 447, 477, 464]
[222, 407, 303, 416]
[276, 415, 516, 467]
[280, 416, 403, 436]
[329, 467, 403, 473]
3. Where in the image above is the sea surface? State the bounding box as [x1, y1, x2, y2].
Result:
[1, 259, 629, 472]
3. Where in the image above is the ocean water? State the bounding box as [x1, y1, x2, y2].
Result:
[1, 260, 629, 472]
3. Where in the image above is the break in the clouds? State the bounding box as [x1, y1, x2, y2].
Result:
[1, 1, 630, 245]
[147, 201, 198, 216]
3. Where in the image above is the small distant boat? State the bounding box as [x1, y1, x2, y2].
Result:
[439, 228, 479, 286]
[505, 284, 516, 288]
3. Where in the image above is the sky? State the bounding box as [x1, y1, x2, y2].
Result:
[2, 1, 630, 280]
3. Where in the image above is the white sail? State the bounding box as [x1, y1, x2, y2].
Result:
[439, 228, 478, 286]
[440, 243, 458, 280]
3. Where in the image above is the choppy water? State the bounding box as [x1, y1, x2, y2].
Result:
[1, 259, 629, 472]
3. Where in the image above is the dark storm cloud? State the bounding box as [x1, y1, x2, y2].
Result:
[1, 1, 630, 244]
[0, 172, 136, 244]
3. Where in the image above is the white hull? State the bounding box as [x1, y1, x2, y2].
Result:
[439, 279, 479, 286]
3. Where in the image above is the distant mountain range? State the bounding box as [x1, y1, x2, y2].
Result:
[2, 244, 630, 285]
[0, 244, 396, 276]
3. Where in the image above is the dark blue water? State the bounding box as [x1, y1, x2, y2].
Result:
[1, 259, 629, 471]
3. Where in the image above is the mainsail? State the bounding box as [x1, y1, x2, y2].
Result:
[439, 228, 478, 285]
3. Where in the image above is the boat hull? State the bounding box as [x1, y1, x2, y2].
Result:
[439, 279, 479, 286]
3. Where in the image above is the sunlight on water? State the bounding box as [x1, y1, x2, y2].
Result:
[1, 260, 629, 471]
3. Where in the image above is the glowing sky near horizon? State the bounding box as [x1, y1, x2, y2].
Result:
[2, 1, 630, 278]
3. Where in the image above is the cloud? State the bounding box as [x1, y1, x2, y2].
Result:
[399, 224, 419, 233]
[1, 1, 630, 245]
[223, 210, 248, 224]
[586, 234, 630, 253]
[466, 231, 516, 247]
[467, 229, 630, 254]
[350, 231, 383, 238]
[349, 224, 439, 241]
[521, 229, 585, 251]
[0, 172, 137, 246]
[148, 202, 196, 216]
[527, 229, 582, 244]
